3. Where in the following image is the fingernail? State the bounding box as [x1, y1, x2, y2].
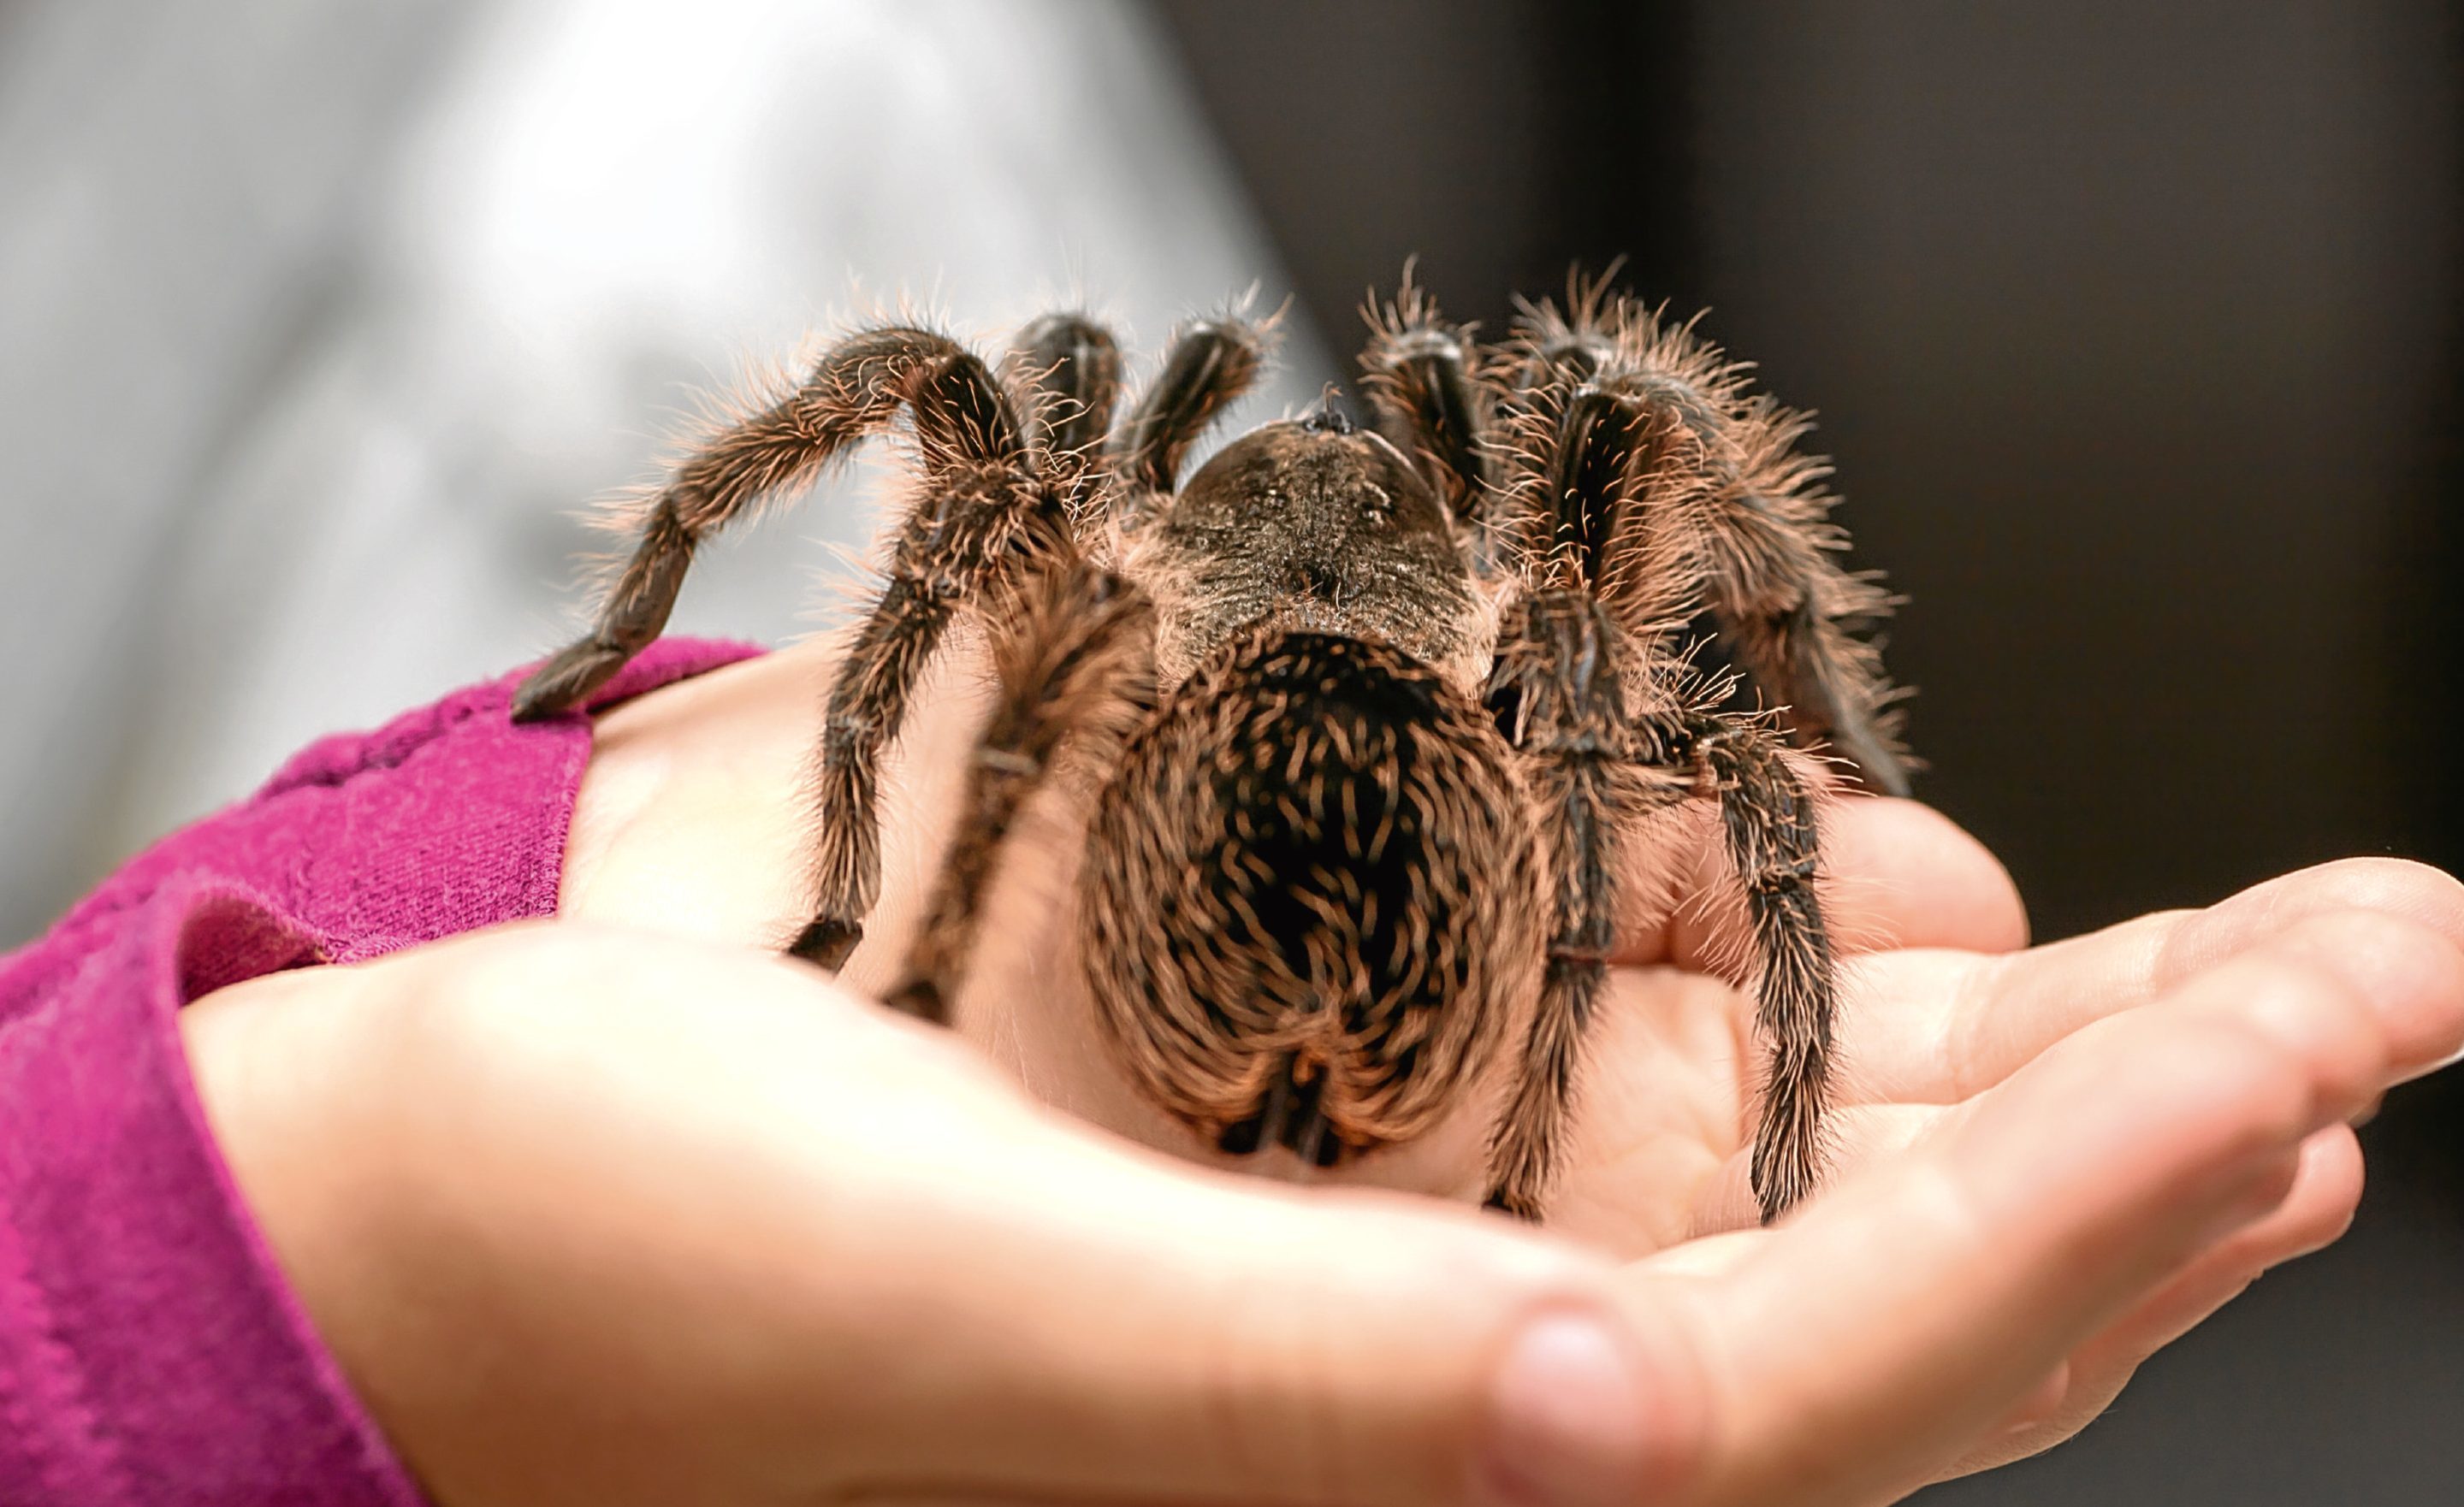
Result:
[1478, 1309, 1651, 1507]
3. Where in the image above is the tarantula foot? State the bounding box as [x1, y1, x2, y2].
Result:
[1749, 1142, 1821, 1226]
[786, 915, 864, 970]
[1482, 1186, 1544, 1223]
[510, 640, 631, 723]
[881, 974, 949, 1025]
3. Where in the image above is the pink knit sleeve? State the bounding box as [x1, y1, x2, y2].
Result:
[0, 878, 426, 1505]
[0, 638, 764, 1504]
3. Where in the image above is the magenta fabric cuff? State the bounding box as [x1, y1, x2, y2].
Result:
[0, 638, 762, 1505]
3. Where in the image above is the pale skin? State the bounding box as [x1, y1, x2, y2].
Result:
[183, 633, 2464, 1507]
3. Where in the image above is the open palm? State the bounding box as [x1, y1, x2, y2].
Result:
[560, 636, 2464, 1493]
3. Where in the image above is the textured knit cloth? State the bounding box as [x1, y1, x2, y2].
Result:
[0, 638, 762, 1505]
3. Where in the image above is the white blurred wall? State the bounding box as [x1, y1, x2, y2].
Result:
[0, 0, 1328, 946]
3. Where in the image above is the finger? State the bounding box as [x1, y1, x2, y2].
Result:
[1635, 798, 2025, 970]
[2069, 1125, 2361, 1383]
[1810, 797, 2029, 954]
[1667, 1117, 2352, 1301]
[1669, 1129, 2371, 1486]
[1846, 861, 2464, 1105]
[1642, 1109, 2366, 1486]
[1945, 1125, 2364, 1480]
[1635, 937, 2447, 1507]
[804, 1118, 1632, 1507]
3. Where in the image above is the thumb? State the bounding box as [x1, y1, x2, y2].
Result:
[630, 938, 1699, 1507]
[825, 1118, 1697, 1507]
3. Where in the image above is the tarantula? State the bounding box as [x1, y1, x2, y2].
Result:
[511, 273, 1909, 1221]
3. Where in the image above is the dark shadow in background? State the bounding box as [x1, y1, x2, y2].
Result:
[1155, 1, 2464, 1500]
[1156, 0, 1703, 350]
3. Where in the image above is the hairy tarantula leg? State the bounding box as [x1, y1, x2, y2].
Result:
[1478, 371, 1667, 1220]
[1112, 315, 1270, 496]
[1662, 711, 1838, 1223]
[1613, 375, 1909, 796]
[1359, 271, 1493, 527]
[791, 369, 1057, 969]
[512, 327, 997, 721]
[1681, 469, 1912, 796]
[1510, 285, 1910, 794]
[1479, 590, 1656, 1220]
[1004, 314, 1123, 472]
[884, 562, 1156, 1022]
[1504, 264, 1625, 399]
[1542, 387, 1650, 573]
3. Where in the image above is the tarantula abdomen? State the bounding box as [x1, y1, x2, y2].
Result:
[1079, 629, 1545, 1168]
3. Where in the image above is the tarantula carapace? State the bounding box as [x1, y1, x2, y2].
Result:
[510, 274, 1910, 1221]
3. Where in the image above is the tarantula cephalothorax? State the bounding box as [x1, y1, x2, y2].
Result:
[510, 274, 1910, 1220]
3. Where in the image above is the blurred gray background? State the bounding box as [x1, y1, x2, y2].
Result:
[4, 1, 2461, 1500]
[0, 0, 1327, 947]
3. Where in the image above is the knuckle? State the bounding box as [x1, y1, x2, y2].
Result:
[2266, 907, 2464, 1068]
[1619, 1299, 1719, 1502]
[2276, 904, 2428, 952]
[1477, 1279, 1721, 1507]
[1194, 1224, 1623, 1504]
[2208, 950, 2381, 1126]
